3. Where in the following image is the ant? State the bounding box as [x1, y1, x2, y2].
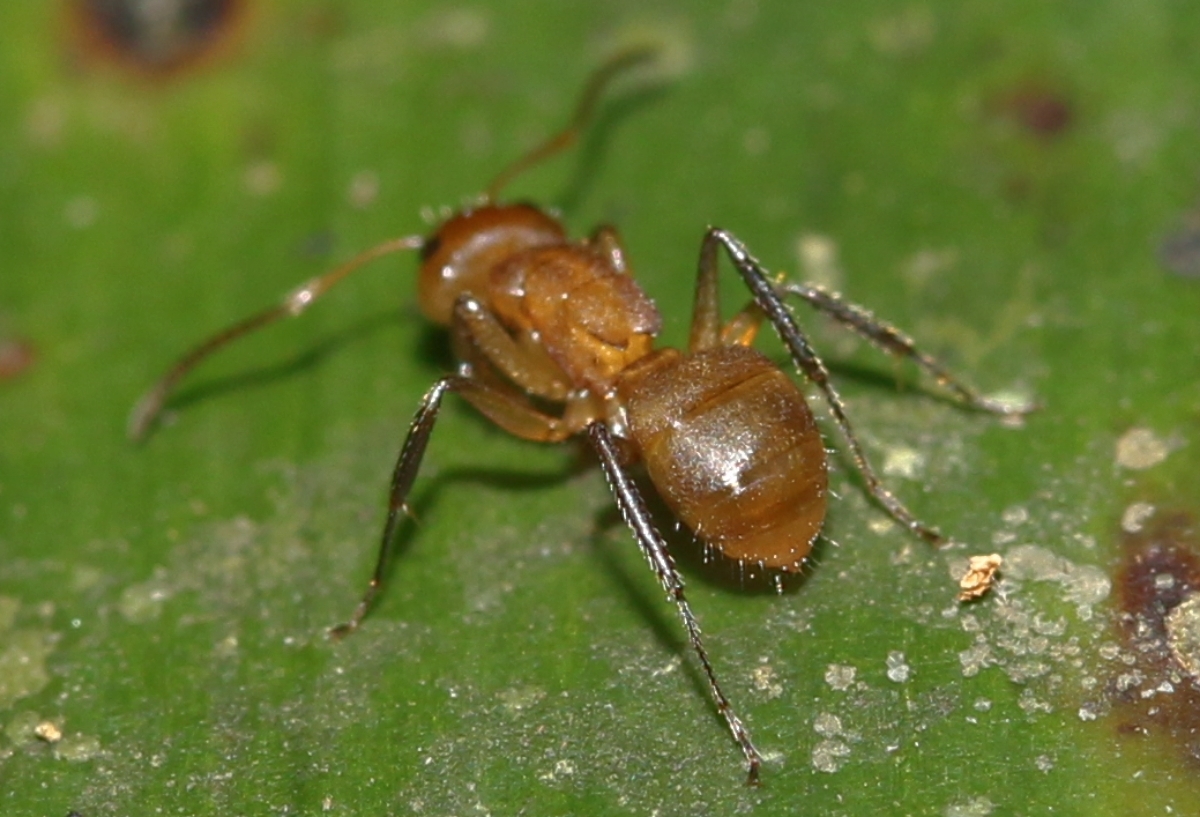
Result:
[130, 49, 1032, 785]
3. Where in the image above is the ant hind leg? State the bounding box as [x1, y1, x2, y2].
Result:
[777, 282, 1034, 416]
[699, 227, 945, 544]
[587, 420, 764, 785]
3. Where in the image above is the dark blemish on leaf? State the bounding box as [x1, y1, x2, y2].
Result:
[67, 0, 248, 78]
[297, 231, 336, 260]
[993, 83, 1074, 140]
[1111, 511, 1200, 764]
[0, 337, 35, 381]
[1158, 208, 1200, 279]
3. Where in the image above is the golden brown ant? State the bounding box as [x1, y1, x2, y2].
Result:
[130, 50, 1032, 784]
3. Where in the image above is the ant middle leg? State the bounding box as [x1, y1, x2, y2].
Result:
[331, 374, 572, 639]
[698, 227, 947, 544]
[589, 225, 630, 274]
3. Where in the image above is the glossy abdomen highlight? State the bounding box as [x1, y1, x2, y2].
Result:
[620, 345, 828, 571]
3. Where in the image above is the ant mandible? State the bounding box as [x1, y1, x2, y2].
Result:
[130, 49, 1032, 785]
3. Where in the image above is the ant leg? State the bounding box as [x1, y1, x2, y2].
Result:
[331, 374, 571, 639]
[778, 283, 1033, 416]
[690, 231, 768, 351]
[587, 420, 764, 786]
[129, 234, 425, 441]
[701, 227, 944, 544]
[719, 302, 767, 348]
[688, 227, 724, 352]
[589, 225, 629, 274]
[451, 295, 571, 401]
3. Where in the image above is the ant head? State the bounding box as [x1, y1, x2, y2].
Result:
[416, 203, 566, 325]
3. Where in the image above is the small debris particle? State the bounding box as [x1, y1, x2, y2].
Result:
[957, 553, 1003, 601]
[1034, 754, 1055, 772]
[0, 627, 56, 708]
[959, 642, 992, 678]
[944, 796, 995, 817]
[1166, 593, 1200, 677]
[886, 650, 911, 683]
[243, 160, 282, 197]
[64, 195, 98, 229]
[811, 739, 851, 773]
[1018, 688, 1052, 715]
[973, 697, 992, 712]
[752, 662, 784, 699]
[322, 795, 334, 811]
[496, 685, 545, 715]
[795, 233, 842, 291]
[742, 126, 770, 156]
[538, 758, 578, 782]
[416, 6, 490, 49]
[53, 733, 101, 762]
[347, 171, 380, 209]
[34, 720, 63, 743]
[1004, 544, 1111, 615]
[824, 663, 857, 691]
[1115, 427, 1170, 470]
[213, 634, 239, 659]
[813, 712, 843, 737]
[882, 445, 923, 479]
[901, 247, 959, 287]
[867, 6, 936, 57]
[5, 710, 42, 744]
[117, 569, 173, 623]
[1122, 502, 1156, 534]
[1001, 505, 1029, 526]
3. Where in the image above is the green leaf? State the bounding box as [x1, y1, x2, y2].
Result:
[3, 1, 1200, 814]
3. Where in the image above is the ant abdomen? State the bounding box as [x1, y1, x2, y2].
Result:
[618, 344, 828, 571]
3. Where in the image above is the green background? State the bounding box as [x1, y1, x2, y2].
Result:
[2, 1, 1199, 814]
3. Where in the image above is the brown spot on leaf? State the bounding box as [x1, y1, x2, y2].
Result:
[0, 337, 35, 381]
[1158, 206, 1200, 279]
[993, 83, 1074, 140]
[67, 0, 249, 78]
[1111, 511, 1200, 763]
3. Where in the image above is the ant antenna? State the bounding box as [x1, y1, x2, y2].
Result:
[484, 46, 659, 202]
[129, 234, 424, 441]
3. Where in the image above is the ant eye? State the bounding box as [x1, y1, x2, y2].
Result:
[419, 234, 441, 262]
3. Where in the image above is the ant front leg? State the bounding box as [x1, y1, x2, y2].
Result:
[589, 225, 630, 274]
[587, 421, 764, 786]
[451, 295, 572, 402]
[699, 227, 944, 545]
[331, 374, 570, 639]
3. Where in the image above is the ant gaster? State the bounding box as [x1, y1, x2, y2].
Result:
[130, 50, 1033, 785]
